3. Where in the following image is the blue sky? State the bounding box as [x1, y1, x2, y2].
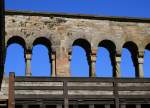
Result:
[4, 0, 150, 77]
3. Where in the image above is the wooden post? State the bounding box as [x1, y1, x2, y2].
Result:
[113, 80, 119, 108]
[64, 80, 68, 108]
[0, 0, 5, 90]
[8, 72, 15, 108]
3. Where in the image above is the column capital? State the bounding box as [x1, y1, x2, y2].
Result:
[25, 53, 32, 60]
[139, 51, 144, 57]
[138, 57, 144, 64]
[25, 50, 32, 60]
[51, 52, 56, 60]
[91, 49, 97, 55]
[91, 53, 96, 62]
[116, 56, 121, 63]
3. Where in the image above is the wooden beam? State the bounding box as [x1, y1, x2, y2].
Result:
[8, 72, 15, 108]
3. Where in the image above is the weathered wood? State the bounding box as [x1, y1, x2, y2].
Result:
[12, 75, 150, 107]
[15, 86, 63, 90]
[64, 80, 69, 108]
[113, 81, 119, 108]
[15, 94, 64, 99]
[8, 72, 15, 108]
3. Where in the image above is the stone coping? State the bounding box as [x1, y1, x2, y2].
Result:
[5, 10, 150, 23]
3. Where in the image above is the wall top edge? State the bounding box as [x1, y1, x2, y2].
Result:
[5, 10, 150, 23]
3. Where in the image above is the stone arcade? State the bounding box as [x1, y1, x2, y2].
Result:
[1, 2, 150, 108]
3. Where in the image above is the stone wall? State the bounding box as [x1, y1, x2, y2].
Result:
[0, 77, 8, 99]
[4, 11, 150, 77]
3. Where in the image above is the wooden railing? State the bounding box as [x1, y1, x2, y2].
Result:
[8, 72, 150, 108]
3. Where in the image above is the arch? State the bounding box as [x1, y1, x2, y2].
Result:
[71, 38, 91, 77]
[145, 43, 150, 50]
[122, 41, 139, 77]
[72, 39, 91, 54]
[5, 36, 26, 76]
[33, 37, 52, 52]
[5, 43, 25, 76]
[97, 40, 116, 77]
[7, 36, 26, 49]
[32, 37, 52, 76]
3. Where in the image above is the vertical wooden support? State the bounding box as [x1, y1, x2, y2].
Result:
[0, 0, 5, 90]
[113, 80, 119, 108]
[8, 72, 15, 108]
[64, 80, 68, 108]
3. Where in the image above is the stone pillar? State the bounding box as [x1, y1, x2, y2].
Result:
[115, 56, 121, 78]
[56, 47, 70, 77]
[91, 51, 96, 77]
[25, 50, 32, 76]
[51, 52, 56, 77]
[138, 56, 144, 78]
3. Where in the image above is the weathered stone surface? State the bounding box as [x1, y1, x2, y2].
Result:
[2, 11, 150, 100]
[0, 77, 8, 99]
[5, 11, 150, 77]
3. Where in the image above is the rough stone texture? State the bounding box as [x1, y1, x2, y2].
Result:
[0, 77, 8, 99]
[2, 11, 150, 101]
[5, 11, 150, 77]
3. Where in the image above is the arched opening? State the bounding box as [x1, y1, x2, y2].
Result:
[70, 39, 91, 77]
[96, 40, 116, 77]
[121, 42, 138, 77]
[144, 44, 150, 77]
[31, 37, 51, 76]
[4, 36, 26, 76]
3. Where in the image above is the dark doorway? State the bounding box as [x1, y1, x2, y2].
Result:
[95, 104, 105, 108]
[126, 104, 136, 108]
